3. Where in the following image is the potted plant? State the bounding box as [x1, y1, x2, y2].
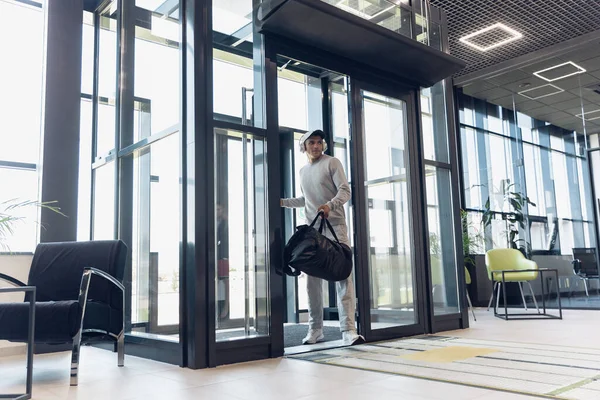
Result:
[0, 199, 65, 252]
[480, 181, 536, 258]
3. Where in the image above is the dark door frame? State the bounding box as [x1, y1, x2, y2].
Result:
[264, 36, 436, 348]
[349, 79, 430, 341]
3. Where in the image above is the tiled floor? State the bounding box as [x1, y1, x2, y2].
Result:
[2, 308, 599, 400]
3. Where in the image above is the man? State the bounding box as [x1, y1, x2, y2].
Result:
[281, 129, 364, 346]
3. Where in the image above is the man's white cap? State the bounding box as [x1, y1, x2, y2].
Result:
[298, 130, 328, 153]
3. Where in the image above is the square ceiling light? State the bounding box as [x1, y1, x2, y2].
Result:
[576, 109, 600, 121]
[518, 83, 564, 100]
[459, 23, 522, 51]
[533, 61, 586, 82]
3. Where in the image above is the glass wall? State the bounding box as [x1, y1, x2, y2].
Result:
[459, 92, 597, 256]
[421, 81, 459, 316]
[214, 128, 270, 341]
[361, 90, 417, 328]
[0, 0, 45, 252]
[86, 0, 183, 343]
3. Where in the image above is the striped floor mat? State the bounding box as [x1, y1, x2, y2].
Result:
[288, 335, 600, 399]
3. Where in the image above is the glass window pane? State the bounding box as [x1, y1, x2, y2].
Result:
[92, 162, 115, 240]
[0, 1, 44, 164]
[82, 13, 94, 94]
[215, 128, 270, 341]
[213, 0, 252, 37]
[126, 133, 181, 340]
[78, 99, 93, 241]
[278, 74, 308, 131]
[331, 82, 349, 140]
[426, 166, 459, 315]
[421, 82, 449, 163]
[322, 0, 412, 38]
[96, 7, 118, 157]
[362, 90, 416, 328]
[133, 22, 180, 144]
[213, 53, 254, 121]
[0, 168, 39, 252]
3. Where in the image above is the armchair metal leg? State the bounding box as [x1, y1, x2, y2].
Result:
[117, 331, 125, 367]
[583, 279, 589, 297]
[518, 282, 528, 311]
[526, 281, 540, 314]
[70, 331, 83, 386]
[495, 281, 501, 311]
[466, 291, 476, 321]
[487, 282, 498, 311]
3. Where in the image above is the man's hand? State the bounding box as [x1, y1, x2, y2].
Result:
[317, 204, 331, 219]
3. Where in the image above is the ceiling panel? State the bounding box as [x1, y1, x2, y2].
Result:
[552, 98, 591, 111]
[461, 80, 497, 96]
[486, 70, 531, 86]
[541, 111, 572, 121]
[468, 87, 513, 100]
[578, 56, 600, 73]
[519, 58, 567, 74]
[536, 91, 577, 105]
[430, 0, 600, 76]
[503, 76, 548, 93]
[547, 73, 599, 90]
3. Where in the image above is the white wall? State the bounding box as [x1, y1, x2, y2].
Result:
[0, 254, 33, 356]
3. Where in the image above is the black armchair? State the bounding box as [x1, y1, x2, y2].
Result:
[571, 247, 599, 296]
[0, 240, 127, 386]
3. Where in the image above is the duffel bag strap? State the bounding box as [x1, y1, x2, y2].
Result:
[309, 211, 325, 228]
[324, 218, 342, 244]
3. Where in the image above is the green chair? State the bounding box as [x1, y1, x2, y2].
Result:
[485, 248, 540, 313]
[464, 267, 476, 321]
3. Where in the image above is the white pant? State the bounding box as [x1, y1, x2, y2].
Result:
[306, 223, 356, 332]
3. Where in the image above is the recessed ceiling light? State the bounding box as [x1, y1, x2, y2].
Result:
[459, 23, 523, 52]
[576, 109, 600, 121]
[517, 83, 564, 100]
[533, 61, 586, 82]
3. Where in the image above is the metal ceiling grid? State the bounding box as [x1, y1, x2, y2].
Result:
[429, 0, 600, 76]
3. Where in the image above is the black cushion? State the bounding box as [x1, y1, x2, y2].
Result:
[0, 301, 80, 343]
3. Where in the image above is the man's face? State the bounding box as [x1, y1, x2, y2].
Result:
[305, 136, 324, 160]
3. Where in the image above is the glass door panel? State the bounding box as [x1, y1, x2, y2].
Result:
[360, 89, 417, 330]
[215, 128, 270, 341]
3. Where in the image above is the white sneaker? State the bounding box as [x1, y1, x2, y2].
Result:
[342, 330, 365, 346]
[302, 329, 325, 345]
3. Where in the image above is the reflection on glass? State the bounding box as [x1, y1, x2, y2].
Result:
[277, 57, 327, 131]
[133, 20, 180, 145]
[322, 0, 412, 38]
[215, 128, 270, 341]
[0, 168, 39, 252]
[92, 162, 115, 240]
[127, 133, 181, 340]
[362, 90, 416, 328]
[0, 1, 44, 164]
[96, 5, 118, 158]
[591, 150, 600, 247]
[425, 166, 459, 315]
[421, 82, 449, 163]
[213, 0, 252, 37]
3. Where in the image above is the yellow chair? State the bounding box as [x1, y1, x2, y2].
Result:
[485, 249, 540, 313]
[464, 267, 476, 321]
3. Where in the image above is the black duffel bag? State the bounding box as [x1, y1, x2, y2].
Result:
[281, 212, 353, 281]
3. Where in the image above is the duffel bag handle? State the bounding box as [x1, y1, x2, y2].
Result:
[323, 217, 342, 244]
[313, 211, 342, 245]
[309, 211, 325, 228]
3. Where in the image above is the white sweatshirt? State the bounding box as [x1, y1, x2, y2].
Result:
[281, 154, 351, 226]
